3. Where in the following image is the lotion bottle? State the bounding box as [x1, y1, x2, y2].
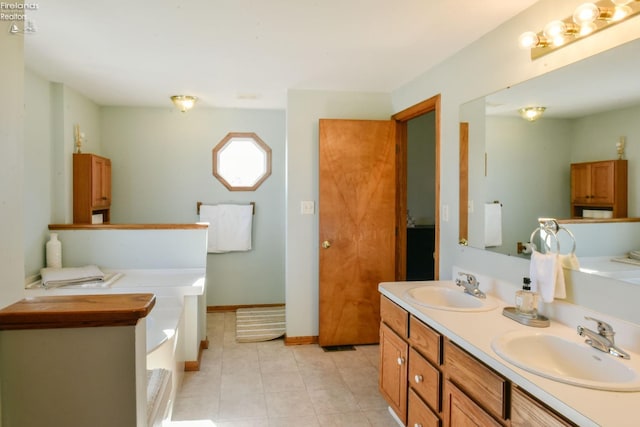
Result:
[515, 277, 538, 317]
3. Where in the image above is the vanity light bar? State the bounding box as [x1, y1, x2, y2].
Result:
[521, 0, 640, 59]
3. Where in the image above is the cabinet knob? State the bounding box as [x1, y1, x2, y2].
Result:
[414, 374, 423, 383]
[322, 240, 331, 249]
[414, 424, 423, 427]
[397, 357, 405, 365]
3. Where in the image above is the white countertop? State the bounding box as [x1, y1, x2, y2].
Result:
[25, 268, 206, 297]
[379, 280, 640, 427]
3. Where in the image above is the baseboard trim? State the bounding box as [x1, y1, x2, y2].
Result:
[207, 303, 285, 313]
[284, 335, 318, 346]
[184, 338, 209, 371]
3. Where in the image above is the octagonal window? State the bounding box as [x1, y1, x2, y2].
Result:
[212, 132, 272, 191]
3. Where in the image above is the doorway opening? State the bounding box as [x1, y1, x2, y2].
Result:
[393, 95, 441, 281]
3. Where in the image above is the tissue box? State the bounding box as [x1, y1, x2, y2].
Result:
[91, 214, 103, 224]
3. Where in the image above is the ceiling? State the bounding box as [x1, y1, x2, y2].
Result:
[22, 0, 540, 110]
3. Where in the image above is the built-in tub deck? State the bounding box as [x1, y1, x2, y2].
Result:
[24, 268, 206, 425]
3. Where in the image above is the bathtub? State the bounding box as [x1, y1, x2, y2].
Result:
[24, 268, 206, 425]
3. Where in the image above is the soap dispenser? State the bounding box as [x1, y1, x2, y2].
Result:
[515, 277, 538, 318]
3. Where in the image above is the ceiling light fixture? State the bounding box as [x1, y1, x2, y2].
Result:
[170, 95, 198, 112]
[518, 0, 640, 59]
[518, 107, 546, 122]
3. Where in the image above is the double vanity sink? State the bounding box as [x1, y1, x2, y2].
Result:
[381, 278, 640, 426]
[401, 280, 640, 391]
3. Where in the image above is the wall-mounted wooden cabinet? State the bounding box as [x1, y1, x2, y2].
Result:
[73, 153, 111, 224]
[570, 159, 627, 218]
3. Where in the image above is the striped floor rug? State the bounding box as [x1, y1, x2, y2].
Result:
[236, 306, 286, 343]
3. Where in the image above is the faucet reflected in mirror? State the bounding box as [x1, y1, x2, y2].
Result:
[459, 38, 640, 286]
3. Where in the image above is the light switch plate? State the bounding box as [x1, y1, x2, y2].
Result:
[301, 201, 315, 215]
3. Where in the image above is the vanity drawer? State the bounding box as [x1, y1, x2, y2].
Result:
[511, 387, 575, 427]
[381, 296, 408, 338]
[409, 347, 440, 413]
[409, 315, 441, 365]
[444, 340, 507, 420]
[408, 388, 440, 427]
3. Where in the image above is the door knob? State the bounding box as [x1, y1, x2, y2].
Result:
[322, 240, 331, 249]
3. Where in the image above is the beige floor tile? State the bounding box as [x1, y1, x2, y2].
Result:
[308, 386, 360, 414]
[264, 390, 316, 418]
[317, 411, 374, 426]
[261, 371, 305, 392]
[172, 312, 397, 426]
[218, 392, 267, 420]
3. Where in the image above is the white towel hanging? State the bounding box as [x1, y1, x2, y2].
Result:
[199, 204, 253, 253]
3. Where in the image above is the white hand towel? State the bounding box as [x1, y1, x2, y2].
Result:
[484, 203, 502, 247]
[199, 205, 221, 253]
[559, 253, 580, 271]
[217, 204, 253, 252]
[199, 204, 253, 253]
[529, 250, 566, 303]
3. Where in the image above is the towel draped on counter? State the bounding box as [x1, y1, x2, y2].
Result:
[39, 265, 105, 288]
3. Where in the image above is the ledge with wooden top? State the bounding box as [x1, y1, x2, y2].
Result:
[0, 293, 156, 330]
[49, 223, 208, 230]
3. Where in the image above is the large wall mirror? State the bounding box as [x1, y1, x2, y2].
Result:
[460, 38, 640, 284]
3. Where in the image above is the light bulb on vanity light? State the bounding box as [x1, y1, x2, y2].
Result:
[518, 31, 548, 49]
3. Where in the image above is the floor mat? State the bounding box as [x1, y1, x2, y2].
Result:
[235, 306, 286, 343]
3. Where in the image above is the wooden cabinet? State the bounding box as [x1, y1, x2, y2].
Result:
[570, 159, 627, 218]
[511, 387, 575, 427]
[379, 294, 574, 427]
[444, 380, 501, 427]
[444, 340, 507, 422]
[380, 296, 443, 426]
[73, 153, 112, 224]
[380, 322, 409, 422]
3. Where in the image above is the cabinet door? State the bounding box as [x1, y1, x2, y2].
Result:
[511, 387, 574, 427]
[91, 156, 111, 208]
[589, 161, 614, 204]
[379, 322, 408, 423]
[570, 163, 591, 204]
[444, 380, 501, 427]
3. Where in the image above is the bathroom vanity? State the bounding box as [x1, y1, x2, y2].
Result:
[379, 280, 640, 427]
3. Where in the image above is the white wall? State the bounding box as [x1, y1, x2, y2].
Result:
[100, 107, 286, 307]
[0, 17, 25, 308]
[285, 90, 392, 338]
[23, 73, 102, 277]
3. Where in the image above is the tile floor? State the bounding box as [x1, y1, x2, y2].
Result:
[168, 312, 399, 427]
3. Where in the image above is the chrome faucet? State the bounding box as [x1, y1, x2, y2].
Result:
[455, 272, 486, 299]
[577, 316, 630, 360]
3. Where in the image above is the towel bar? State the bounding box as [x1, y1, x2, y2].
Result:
[196, 201, 255, 215]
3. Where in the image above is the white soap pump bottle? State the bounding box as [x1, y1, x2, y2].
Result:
[46, 233, 62, 268]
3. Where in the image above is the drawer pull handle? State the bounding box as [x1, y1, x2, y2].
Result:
[414, 374, 423, 383]
[414, 424, 423, 427]
[397, 357, 405, 365]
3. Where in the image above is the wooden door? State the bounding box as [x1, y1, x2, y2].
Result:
[319, 119, 396, 346]
[570, 163, 591, 204]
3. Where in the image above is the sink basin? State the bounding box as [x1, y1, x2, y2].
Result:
[492, 330, 640, 391]
[404, 284, 499, 312]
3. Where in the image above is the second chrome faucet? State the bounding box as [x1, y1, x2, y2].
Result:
[577, 316, 630, 360]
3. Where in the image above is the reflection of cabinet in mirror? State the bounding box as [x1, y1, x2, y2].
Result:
[570, 160, 627, 219]
[73, 153, 111, 224]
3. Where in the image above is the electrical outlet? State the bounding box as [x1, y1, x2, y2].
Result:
[442, 204, 449, 222]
